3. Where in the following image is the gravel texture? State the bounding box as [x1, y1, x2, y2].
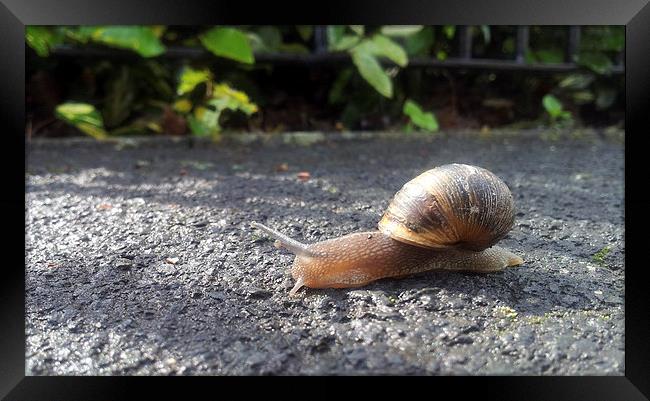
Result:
[25, 130, 625, 375]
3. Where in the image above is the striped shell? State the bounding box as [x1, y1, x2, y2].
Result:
[378, 163, 515, 251]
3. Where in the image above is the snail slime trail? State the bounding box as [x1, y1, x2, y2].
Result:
[252, 164, 524, 296]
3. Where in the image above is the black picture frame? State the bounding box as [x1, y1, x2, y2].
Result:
[3, 0, 649, 399]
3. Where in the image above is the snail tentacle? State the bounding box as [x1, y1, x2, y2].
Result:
[251, 221, 320, 258]
[289, 277, 305, 296]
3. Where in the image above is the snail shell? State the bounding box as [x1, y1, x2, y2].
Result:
[378, 163, 515, 252]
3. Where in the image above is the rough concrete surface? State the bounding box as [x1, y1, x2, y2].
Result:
[26, 131, 624, 375]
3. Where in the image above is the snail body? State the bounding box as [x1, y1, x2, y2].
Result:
[252, 163, 523, 296]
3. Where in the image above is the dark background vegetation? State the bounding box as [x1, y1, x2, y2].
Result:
[26, 25, 624, 140]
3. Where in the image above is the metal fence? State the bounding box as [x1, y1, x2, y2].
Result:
[50, 25, 624, 74]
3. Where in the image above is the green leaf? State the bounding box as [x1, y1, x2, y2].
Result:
[177, 67, 213, 95]
[443, 25, 456, 39]
[200, 27, 254, 64]
[542, 94, 573, 126]
[600, 29, 624, 52]
[348, 25, 365, 36]
[403, 27, 434, 56]
[571, 91, 595, 105]
[367, 34, 408, 67]
[350, 47, 392, 98]
[296, 25, 313, 42]
[480, 25, 491, 44]
[402, 99, 439, 132]
[188, 106, 220, 137]
[150, 25, 166, 38]
[255, 26, 282, 51]
[174, 98, 193, 113]
[82, 26, 165, 57]
[380, 25, 423, 37]
[247, 32, 269, 53]
[542, 94, 564, 119]
[559, 73, 595, 90]
[330, 35, 361, 51]
[66, 26, 94, 43]
[576, 52, 613, 75]
[25, 26, 63, 57]
[55, 102, 108, 140]
[328, 68, 354, 104]
[327, 26, 346, 50]
[210, 83, 258, 115]
[580, 26, 624, 52]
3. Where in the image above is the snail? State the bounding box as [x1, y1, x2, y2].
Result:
[252, 163, 523, 296]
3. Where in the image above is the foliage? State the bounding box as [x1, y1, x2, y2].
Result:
[26, 25, 624, 138]
[526, 26, 624, 119]
[26, 25, 168, 57]
[329, 26, 410, 98]
[176, 67, 213, 96]
[176, 67, 258, 139]
[55, 103, 108, 140]
[402, 27, 435, 56]
[542, 94, 573, 127]
[200, 27, 254, 64]
[380, 26, 423, 37]
[248, 26, 310, 54]
[576, 26, 623, 75]
[403, 99, 439, 132]
[76, 26, 166, 57]
[25, 26, 64, 57]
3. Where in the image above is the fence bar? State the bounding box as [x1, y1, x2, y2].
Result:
[515, 26, 530, 63]
[458, 26, 473, 59]
[48, 44, 625, 74]
[408, 57, 623, 73]
[567, 26, 581, 63]
[313, 26, 328, 54]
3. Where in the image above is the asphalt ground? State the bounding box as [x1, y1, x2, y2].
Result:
[25, 130, 624, 375]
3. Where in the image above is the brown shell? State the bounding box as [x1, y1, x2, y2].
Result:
[378, 163, 515, 251]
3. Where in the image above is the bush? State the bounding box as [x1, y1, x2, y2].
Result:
[26, 25, 624, 139]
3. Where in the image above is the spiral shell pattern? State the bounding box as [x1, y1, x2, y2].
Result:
[378, 163, 515, 251]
